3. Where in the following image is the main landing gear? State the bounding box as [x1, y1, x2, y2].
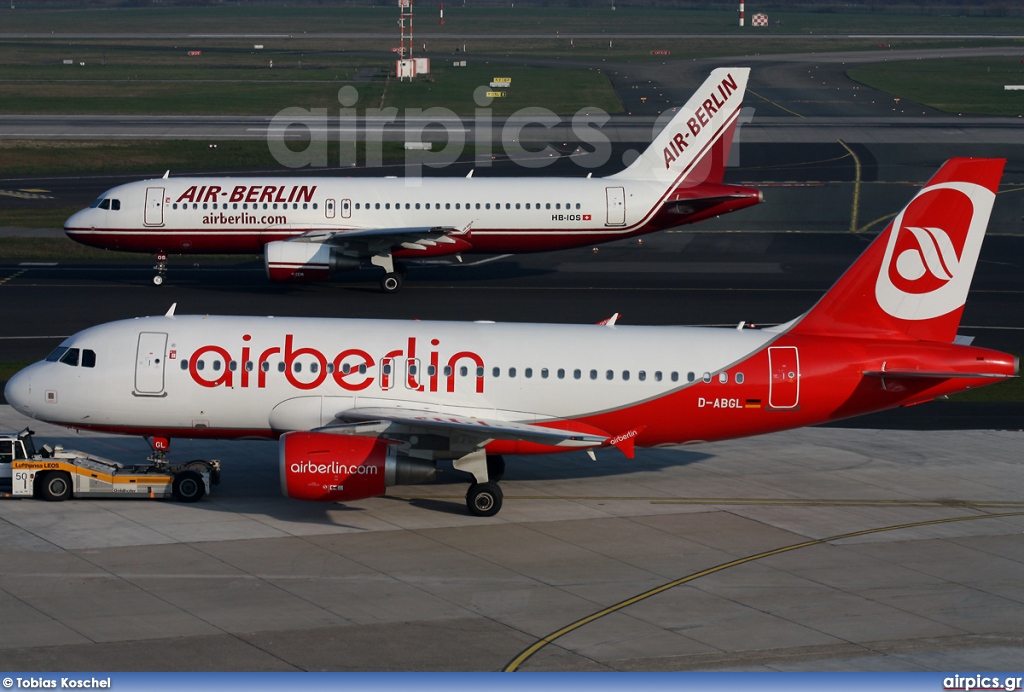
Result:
[152, 253, 168, 286]
[456, 452, 507, 517]
[371, 253, 406, 294]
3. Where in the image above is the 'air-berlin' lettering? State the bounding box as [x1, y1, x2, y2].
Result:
[663, 72, 738, 170]
[176, 185, 317, 205]
[188, 335, 485, 394]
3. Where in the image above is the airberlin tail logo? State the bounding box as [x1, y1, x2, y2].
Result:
[875, 181, 994, 321]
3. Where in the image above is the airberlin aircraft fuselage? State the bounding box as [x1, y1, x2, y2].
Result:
[64, 175, 753, 256]
[62, 69, 762, 291]
[6, 315, 1013, 453]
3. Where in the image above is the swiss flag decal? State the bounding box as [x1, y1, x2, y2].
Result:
[583, 214, 592, 221]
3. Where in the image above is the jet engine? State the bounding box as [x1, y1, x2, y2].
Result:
[265, 241, 360, 283]
[279, 431, 437, 502]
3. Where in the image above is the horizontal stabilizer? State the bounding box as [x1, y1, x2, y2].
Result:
[862, 370, 1014, 380]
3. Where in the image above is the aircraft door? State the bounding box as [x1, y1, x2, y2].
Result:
[605, 186, 625, 226]
[768, 346, 800, 409]
[135, 332, 168, 395]
[325, 199, 336, 219]
[341, 199, 352, 219]
[144, 187, 165, 227]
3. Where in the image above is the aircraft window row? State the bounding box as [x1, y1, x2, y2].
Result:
[45, 347, 97, 368]
[171, 202, 316, 211]
[90, 198, 121, 211]
[183, 359, 488, 378]
[352, 202, 583, 211]
[182, 358, 743, 385]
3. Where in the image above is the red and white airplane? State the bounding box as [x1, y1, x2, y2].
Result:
[63, 68, 761, 292]
[9, 158, 1016, 516]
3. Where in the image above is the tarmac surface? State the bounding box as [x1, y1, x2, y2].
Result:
[1, 44, 1023, 672]
[1, 408, 1022, 671]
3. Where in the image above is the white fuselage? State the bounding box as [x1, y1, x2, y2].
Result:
[64, 176, 676, 254]
[7, 315, 775, 442]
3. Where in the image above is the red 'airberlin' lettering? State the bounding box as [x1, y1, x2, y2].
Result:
[186, 335, 485, 394]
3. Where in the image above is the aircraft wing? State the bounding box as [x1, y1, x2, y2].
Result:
[289, 226, 464, 252]
[328, 407, 606, 449]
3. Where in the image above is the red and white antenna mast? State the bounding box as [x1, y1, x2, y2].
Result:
[738, 1, 745, 27]
[399, 0, 414, 61]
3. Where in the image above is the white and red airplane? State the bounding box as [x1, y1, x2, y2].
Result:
[63, 68, 761, 292]
[9, 158, 1016, 516]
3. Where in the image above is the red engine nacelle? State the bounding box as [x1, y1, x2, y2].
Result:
[279, 431, 436, 502]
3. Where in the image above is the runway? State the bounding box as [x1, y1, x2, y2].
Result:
[1, 44, 1023, 672]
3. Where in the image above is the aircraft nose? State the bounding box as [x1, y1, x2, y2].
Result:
[4, 367, 32, 417]
[64, 209, 89, 233]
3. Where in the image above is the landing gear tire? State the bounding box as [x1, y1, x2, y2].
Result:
[40, 471, 72, 502]
[486, 454, 506, 483]
[172, 470, 205, 503]
[152, 274, 165, 286]
[466, 482, 502, 517]
[380, 272, 403, 293]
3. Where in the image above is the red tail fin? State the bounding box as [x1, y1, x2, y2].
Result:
[789, 158, 1004, 343]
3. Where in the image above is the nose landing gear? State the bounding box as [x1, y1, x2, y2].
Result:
[152, 253, 168, 286]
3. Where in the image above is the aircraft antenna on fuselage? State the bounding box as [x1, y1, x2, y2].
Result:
[165, 303, 177, 317]
[163, 170, 170, 179]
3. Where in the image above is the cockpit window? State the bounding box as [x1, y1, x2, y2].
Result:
[89, 197, 103, 209]
[110, 199, 120, 211]
[45, 346, 69, 362]
[99, 199, 111, 210]
[59, 348, 80, 367]
[45, 346, 91, 367]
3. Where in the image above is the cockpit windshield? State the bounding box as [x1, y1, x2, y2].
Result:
[45, 346, 69, 362]
[89, 198, 120, 210]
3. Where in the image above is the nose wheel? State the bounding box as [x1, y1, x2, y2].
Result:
[153, 253, 168, 286]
